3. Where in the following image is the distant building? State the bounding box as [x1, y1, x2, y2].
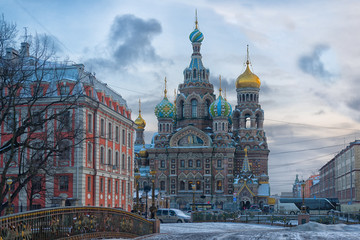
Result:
[292, 174, 302, 198]
[304, 175, 319, 198]
[1, 42, 135, 212]
[318, 158, 336, 198]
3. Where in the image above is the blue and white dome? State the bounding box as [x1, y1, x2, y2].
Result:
[209, 95, 232, 118]
[189, 28, 204, 43]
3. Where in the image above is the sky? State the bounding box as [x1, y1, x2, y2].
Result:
[2, 0, 360, 195]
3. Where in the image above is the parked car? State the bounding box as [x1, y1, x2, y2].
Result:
[156, 208, 191, 223]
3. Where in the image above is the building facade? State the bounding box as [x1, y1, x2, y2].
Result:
[134, 17, 270, 210]
[1, 42, 135, 213]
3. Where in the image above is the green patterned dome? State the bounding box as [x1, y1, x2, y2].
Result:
[155, 97, 175, 118]
[209, 95, 232, 118]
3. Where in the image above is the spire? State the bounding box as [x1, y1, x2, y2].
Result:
[174, 89, 177, 106]
[241, 148, 251, 173]
[164, 77, 167, 98]
[246, 44, 250, 65]
[138, 99, 142, 114]
[219, 75, 222, 96]
[195, 9, 198, 29]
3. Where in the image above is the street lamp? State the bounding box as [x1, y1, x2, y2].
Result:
[301, 180, 306, 214]
[144, 184, 151, 219]
[134, 169, 141, 215]
[192, 183, 196, 212]
[150, 170, 157, 219]
[6, 178, 13, 215]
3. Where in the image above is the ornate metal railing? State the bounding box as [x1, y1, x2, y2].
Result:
[0, 206, 158, 239]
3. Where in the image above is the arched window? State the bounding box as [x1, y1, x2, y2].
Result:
[217, 159, 222, 168]
[128, 156, 131, 170]
[215, 122, 218, 131]
[193, 69, 196, 78]
[115, 151, 119, 168]
[100, 146, 104, 164]
[87, 142, 92, 163]
[188, 181, 194, 190]
[217, 180, 222, 191]
[245, 116, 251, 129]
[160, 181, 165, 191]
[222, 122, 225, 131]
[180, 181, 185, 190]
[196, 181, 201, 190]
[159, 124, 162, 132]
[191, 99, 197, 118]
[122, 154, 125, 169]
[108, 149, 112, 165]
[196, 160, 201, 168]
[188, 160, 193, 167]
[166, 124, 169, 132]
[180, 101, 184, 118]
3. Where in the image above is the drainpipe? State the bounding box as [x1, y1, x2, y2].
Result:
[93, 104, 99, 205]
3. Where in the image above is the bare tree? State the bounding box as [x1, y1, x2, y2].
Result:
[0, 15, 88, 214]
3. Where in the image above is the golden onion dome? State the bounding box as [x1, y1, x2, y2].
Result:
[135, 99, 146, 129]
[235, 62, 261, 89]
[134, 114, 146, 129]
[139, 146, 148, 158]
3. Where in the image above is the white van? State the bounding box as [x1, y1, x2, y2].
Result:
[156, 208, 191, 223]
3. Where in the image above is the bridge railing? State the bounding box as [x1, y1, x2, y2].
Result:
[0, 206, 158, 239]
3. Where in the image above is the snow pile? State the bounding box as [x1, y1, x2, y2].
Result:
[292, 221, 360, 232]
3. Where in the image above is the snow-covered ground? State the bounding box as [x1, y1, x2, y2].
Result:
[110, 222, 360, 240]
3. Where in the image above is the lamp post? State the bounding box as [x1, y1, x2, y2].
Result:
[134, 169, 141, 215]
[301, 180, 306, 214]
[149, 170, 157, 219]
[6, 178, 13, 215]
[144, 184, 151, 219]
[192, 183, 196, 212]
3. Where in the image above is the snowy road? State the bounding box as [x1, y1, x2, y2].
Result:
[126, 222, 360, 240]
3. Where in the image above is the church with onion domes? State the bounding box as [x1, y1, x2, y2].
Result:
[134, 14, 270, 211]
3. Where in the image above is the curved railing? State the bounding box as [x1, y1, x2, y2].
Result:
[0, 206, 158, 239]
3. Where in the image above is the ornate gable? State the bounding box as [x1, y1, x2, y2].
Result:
[169, 126, 211, 147]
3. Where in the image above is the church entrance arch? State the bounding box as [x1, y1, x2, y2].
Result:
[240, 197, 251, 210]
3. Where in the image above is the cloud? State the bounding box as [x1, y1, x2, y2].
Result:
[298, 44, 334, 80]
[86, 14, 162, 70]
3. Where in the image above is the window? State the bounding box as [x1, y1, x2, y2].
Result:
[122, 154, 125, 169]
[108, 123, 112, 140]
[217, 159, 222, 168]
[160, 181, 165, 191]
[87, 142, 92, 163]
[59, 176, 69, 191]
[128, 156, 131, 170]
[100, 146, 104, 164]
[60, 85, 70, 95]
[122, 129, 125, 145]
[34, 85, 44, 97]
[87, 114, 92, 132]
[58, 111, 71, 131]
[101, 96, 104, 102]
[180, 181, 185, 190]
[193, 69, 196, 78]
[205, 100, 210, 117]
[100, 119, 105, 136]
[196, 160, 201, 168]
[109, 100, 112, 108]
[180, 101, 184, 118]
[115, 126, 119, 142]
[32, 111, 44, 131]
[108, 149, 112, 165]
[108, 179, 111, 193]
[100, 178, 104, 193]
[115, 152, 119, 168]
[196, 181, 201, 190]
[128, 133, 131, 147]
[6, 112, 17, 131]
[188, 181, 194, 190]
[161, 160, 165, 168]
[87, 177, 91, 192]
[188, 160, 193, 168]
[191, 99, 197, 118]
[115, 180, 119, 194]
[58, 140, 71, 162]
[217, 180, 222, 191]
[128, 183, 130, 195]
[180, 160, 185, 168]
[32, 176, 42, 192]
[122, 181, 124, 194]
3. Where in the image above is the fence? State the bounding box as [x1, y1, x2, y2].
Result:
[0, 206, 158, 239]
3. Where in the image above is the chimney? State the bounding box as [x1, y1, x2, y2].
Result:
[20, 42, 30, 56]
